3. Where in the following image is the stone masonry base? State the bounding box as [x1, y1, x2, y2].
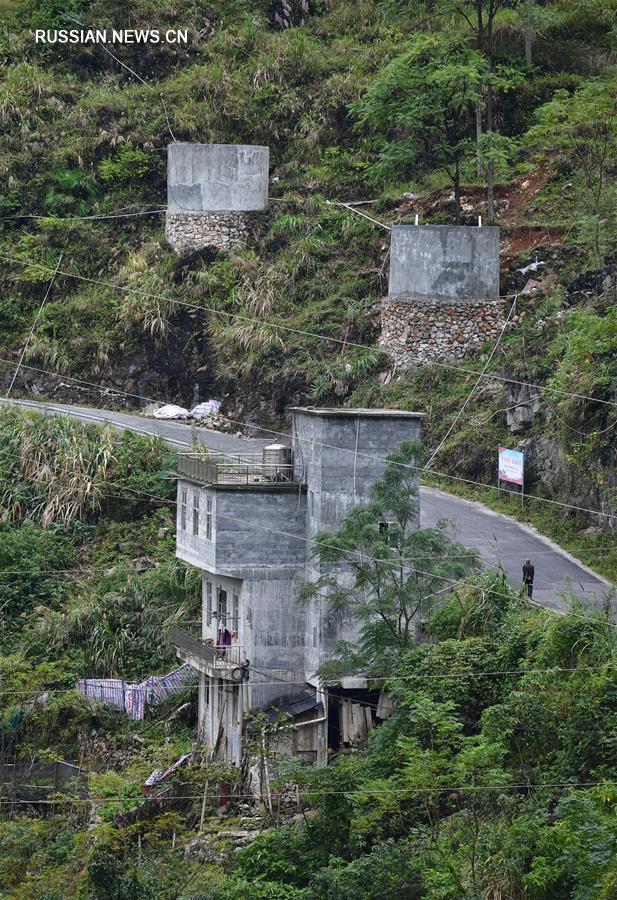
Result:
[165, 211, 252, 254]
[380, 298, 508, 369]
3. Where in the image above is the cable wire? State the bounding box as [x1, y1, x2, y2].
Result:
[1, 781, 616, 804]
[5, 664, 617, 698]
[0, 361, 615, 524]
[1, 251, 615, 409]
[426, 296, 518, 468]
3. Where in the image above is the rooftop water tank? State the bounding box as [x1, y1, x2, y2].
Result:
[262, 444, 292, 481]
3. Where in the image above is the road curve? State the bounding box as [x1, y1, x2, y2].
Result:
[1, 397, 611, 612]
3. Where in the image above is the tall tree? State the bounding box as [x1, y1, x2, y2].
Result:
[298, 441, 478, 677]
[437, 0, 521, 219]
[352, 34, 485, 223]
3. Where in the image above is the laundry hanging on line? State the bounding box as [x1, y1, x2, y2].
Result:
[75, 663, 197, 720]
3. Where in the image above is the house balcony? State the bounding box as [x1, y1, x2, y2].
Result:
[176, 452, 305, 488]
[171, 626, 249, 680]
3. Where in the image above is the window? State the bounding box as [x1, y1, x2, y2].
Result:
[180, 488, 187, 530]
[206, 496, 213, 540]
[206, 580, 213, 626]
[192, 494, 200, 536]
[232, 589, 239, 633]
[218, 588, 227, 628]
[309, 490, 314, 518]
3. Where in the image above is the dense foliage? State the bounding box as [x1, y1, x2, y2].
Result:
[1, 0, 617, 896]
[0, 0, 615, 554]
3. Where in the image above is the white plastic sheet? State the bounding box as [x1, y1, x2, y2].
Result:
[191, 400, 222, 418]
[153, 404, 190, 419]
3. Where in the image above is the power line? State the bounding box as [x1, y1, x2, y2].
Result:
[0, 397, 614, 627]
[73, 478, 615, 592]
[0, 541, 614, 576]
[426, 296, 519, 468]
[0, 209, 166, 223]
[325, 199, 391, 231]
[6, 254, 63, 397]
[64, 14, 178, 144]
[30, 479, 610, 631]
[4, 664, 617, 698]
[0, 781, 615, 804]
[0, 360, 615, 525]
[1, 251, 615, 410]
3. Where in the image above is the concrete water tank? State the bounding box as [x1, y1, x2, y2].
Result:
[388, 224, 500, 301]
[380, 224, 506, 368]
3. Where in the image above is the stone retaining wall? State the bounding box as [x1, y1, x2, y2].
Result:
[380, 298, 508, 369]
[165, 211, 252, 254]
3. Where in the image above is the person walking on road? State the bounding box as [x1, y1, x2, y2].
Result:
[523, 559, 535, 598]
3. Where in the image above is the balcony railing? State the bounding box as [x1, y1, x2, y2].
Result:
[171, 626, 248, 672]
[177, 452, 305, 487]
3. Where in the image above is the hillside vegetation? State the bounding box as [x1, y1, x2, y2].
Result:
[0, 3, 617, 894]
[1, 412, 617, 897]
[0, 0, 616, 536]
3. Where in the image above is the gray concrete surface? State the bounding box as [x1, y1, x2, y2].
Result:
[421, 486, 612, 614]
[388, 225, 500, 301]
[167, 143, 269, 212]
[0, 398, 271, 455]
[2, 397, 612, 612]
[292, 407, 425, 674]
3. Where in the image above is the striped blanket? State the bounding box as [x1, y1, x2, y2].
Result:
[76, 663, 197, 720]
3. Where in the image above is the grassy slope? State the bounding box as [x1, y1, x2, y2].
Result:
[0, 0, 615, 550]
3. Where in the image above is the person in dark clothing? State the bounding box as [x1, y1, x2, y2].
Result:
[523, 559, 535, 598]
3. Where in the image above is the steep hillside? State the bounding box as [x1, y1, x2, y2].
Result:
[0, 0, 615, 534]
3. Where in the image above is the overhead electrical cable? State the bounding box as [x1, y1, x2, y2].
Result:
[0, 362, 615, 525]
[1, 252, 615, 409]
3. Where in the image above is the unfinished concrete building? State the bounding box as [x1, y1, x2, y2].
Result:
[172, 407, 423, 765]
[380, 224, 506, 368]
[165, 143, 269, 254]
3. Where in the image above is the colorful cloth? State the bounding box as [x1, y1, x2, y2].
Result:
[76, 664, 197, 720]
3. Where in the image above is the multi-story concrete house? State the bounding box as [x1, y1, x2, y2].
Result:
[173, 407, 423, 765]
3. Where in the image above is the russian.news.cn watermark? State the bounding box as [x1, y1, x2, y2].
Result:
[34, 29, 189, 45]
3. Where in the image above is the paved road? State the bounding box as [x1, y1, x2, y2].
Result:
[420, 486, 611, 613]
[0, 398, 272, 455]
[2, 398, 612, 612]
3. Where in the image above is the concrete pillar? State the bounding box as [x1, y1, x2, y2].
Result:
[165, 143, 269, 254]
[291, 407, 424, 676]
[197, 673, 208, 744]
[380, 224, 506, 368]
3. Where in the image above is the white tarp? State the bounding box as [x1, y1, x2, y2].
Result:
[191, 400, 221, 418]
[153, 404, 190, 420]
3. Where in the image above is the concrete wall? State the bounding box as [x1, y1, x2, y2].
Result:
[291, 408, 423, 535]
[388, 225, 500, 301]
[290, 408, 424, 675]
[213, 488, 307, 572]
[167, 143, 269, 212]
[213, 489, 308, 709]
[176, 481, 217, 570]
